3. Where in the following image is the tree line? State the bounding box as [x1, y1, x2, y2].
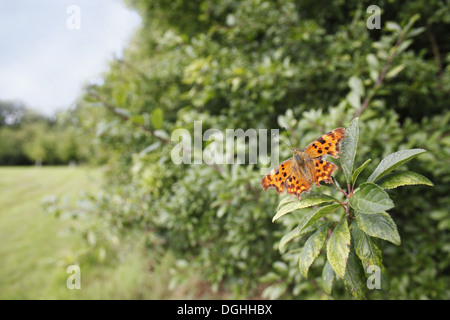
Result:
[0, 100, 98, 166]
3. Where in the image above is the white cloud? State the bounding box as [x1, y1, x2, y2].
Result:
[0, 0, 141, 115]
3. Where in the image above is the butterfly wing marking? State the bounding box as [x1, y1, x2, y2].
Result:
[303, 127, 346, 159]
[261, 127, 344, 201]
[260, 158, 295, 194]
[284, 166, 313, 200]
[313, 158, 338, 186]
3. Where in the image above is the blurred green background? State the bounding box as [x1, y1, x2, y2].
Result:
[1, 0, 449, 299]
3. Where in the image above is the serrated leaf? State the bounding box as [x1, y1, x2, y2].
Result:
[352, 159, 372, 186]
[341, 117, 359, 184]
[277, 196, 297, 210]
[349, 182, 394, 214]
[322, 260, 335, 295]
[298, 203, 342, 232]
[377, 171, 433, 189]
[273, 193, 337, 222]
[299, 224, 329, 278]
[356, 211, 401, 245]
[326, 217, 350, 278]
[351, 221, 383, 267]
[151, 108, 164, 129]
[367, 148, 427, 183]
[364, 264, 390, 291]
[273, 201, 301, 222]
[343, 250, 367, 299]
[278, 215, 326, 251]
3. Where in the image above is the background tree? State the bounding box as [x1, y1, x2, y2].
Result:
[0, 100, 93, 166]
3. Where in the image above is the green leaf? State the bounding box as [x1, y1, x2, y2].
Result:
[351, 159, 372, 186]
[367, 148, 427, 183]
[396, 40, 413, 55]
[273, 193, 337, 222]
[386, 64, 405, 79]
[406, 27, 425, 38]
[278, 215, 326, 251]
[364, 264, 391, 291]
[366, 54, 379, 71]
[403, 13, 420, 32]
[298, 203, 342, 232]
[349, 182, 394, 214]
[114, 107, 131, 118]
[299, 224, 329, 278]
[347, 91, 361, 109]
[151, 108, 164, 130]
[322, 260, 335, 295]
[355, 211, 401, 245]
[139, 142, 161, 156]
[385, 21, 402, 33]
[277, 195, 296, 210]
[326, 217, 350, 278]
[378, 265, 391, 291]
[377, 171, 433, 189]
[262, 282, 288, 300]
[129, 115, 144, 126]
[348, 76, 365, 97]
[340, 117, 359, 184]
[113, 86, 127, 106]
[274, 201, 301, 222]
[343, 250, 367, 299]
[154, 129, 169, 140]
[351, 221, 383, 267]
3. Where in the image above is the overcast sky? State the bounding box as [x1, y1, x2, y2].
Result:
[0, 0, 141, 115]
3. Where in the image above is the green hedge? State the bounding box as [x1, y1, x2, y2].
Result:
[55, 0, 450, 299]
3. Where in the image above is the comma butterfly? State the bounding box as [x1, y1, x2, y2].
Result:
[261, 128, 346, 200]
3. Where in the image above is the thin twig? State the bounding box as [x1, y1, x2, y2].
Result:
[425, 24, 444, 89]
[87, 90, 173, 145]
[86, 90, 225, 175]
[354, 36, 404, 119]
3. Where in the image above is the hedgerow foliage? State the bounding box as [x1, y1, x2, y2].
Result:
[51, 0, 449, 299]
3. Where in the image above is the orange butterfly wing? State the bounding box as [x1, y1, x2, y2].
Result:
[261, 127, 345, 201]
[261, 158, 313, 200]
[261, 158, 295, 194]
[284, 168, 313, 200]
[303, 127, 346, 159]
[312, 159, 338, 186]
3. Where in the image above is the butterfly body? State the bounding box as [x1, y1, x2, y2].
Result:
[261, 128, 345, 200]
[293, 149, 314, 182]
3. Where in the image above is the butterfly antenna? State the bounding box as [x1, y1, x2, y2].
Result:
[272, 128, 294, 150]
[282, 127, 295, 149]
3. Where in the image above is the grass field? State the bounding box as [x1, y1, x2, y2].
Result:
[0, 166, 217, 300]
[0, 166, 101, 298]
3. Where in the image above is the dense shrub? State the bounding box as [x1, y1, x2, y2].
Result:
[59, 0, 449, 299]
